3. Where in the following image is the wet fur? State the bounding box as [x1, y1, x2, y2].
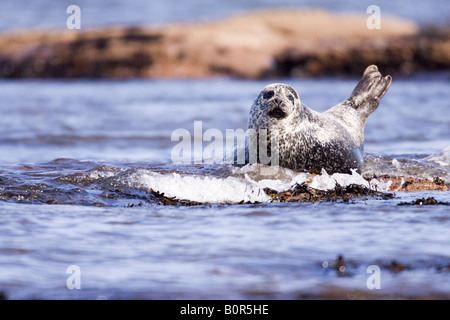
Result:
[247, 65, 392, 174]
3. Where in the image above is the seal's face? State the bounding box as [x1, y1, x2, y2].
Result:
[260, 84, 299, 120]
[249, 83, 300, 129]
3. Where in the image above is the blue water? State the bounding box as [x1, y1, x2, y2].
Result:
[0, 75, 449, 300]
[0, 0, 449, 301]
[0, 0, 449, 32]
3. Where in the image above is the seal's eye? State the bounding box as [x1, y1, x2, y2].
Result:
[288, 95, 295, 104]
[263, 90, 274, 100]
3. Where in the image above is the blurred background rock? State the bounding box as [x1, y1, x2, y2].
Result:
[0, 0, 449, 79]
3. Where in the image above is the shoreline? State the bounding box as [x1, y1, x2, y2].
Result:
[0, 9, 449, 79]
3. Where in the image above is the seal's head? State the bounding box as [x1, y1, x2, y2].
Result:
[248, 83, 301, 129]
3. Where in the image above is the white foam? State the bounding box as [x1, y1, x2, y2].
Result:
[309, 169, 370, 191]
[392, 158, 401, 168]
[127, 169, 270, 204]
[243, 167, 309, 192]
[308, 169, 337, 190]
[425, 146, 450, 167]
[125, 165, 383, 204]
[368, 178, 393, 192]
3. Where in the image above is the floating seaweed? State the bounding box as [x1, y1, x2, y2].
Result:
[265, 182, 393, 203]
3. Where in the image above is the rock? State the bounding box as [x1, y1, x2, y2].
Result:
[377, 175, 449, 192]
[0, 9, 448, 79]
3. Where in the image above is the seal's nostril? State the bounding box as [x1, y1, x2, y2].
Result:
[273, 98, 282, 105]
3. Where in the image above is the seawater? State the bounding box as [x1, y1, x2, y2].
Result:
[0, 0, 449, 32]
[0, 75, 449, 299]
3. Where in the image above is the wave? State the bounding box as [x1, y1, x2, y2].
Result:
[119, 147, 449, 204]
[0, 147, 448, 206]
[362, 147, 450, 183]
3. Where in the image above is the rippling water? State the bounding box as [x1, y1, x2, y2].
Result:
[0, 0, 449, 32]
[0, 75, 449, 299]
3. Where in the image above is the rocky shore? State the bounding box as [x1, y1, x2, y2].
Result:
[147, 175, 449, 206]
[0, 9, 449, 79]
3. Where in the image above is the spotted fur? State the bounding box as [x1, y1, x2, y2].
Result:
[247, 65, 392, 174]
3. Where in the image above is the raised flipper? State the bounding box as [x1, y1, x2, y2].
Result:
[344, 65, 392, 123]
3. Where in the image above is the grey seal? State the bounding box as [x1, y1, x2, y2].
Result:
[247, 65, 392, 174]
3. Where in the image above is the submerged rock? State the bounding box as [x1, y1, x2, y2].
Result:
[398, 197, 449, 206]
